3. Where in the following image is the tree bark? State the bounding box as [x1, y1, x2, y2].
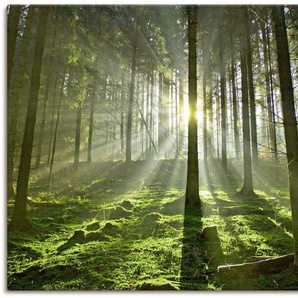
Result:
[230, 33, 240, 159]
[7, 5, 22, 90]
[239, 7, 255, 196]
[245, 11, 258, 167]
[219, 31, 227, 174]
[273, 5, 298, 266]
[7, 6, 34, 199]
[87, 86, 96, 163]
[125, 16, 137, 166]
[185, 5, 200, 208]
[10, 6, 50, 229]
[34, 13, 57, 169]
[261, 19, 277, 159]
[74, 99, 83, 171]
[48, 54, 68, 191]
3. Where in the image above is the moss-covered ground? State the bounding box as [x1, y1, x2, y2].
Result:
[7, 159, 298, 290]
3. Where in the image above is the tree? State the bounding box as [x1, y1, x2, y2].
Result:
[185, 5, 200, 208]
[7, 5, 22, 89]
[125, 13, 138, 166]
[230, 31, 240, 159]
[10, 6, 50, 229]
[8, 6, 34, 198]
[239, 7, 255, 197]
[245, 10, 258, 167]
[219, 27, 227, 174]
[273, 5, 298, 267]
[261, 15, 277, 159]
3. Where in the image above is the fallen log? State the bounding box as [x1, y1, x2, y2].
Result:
[218, 253, 294, 278]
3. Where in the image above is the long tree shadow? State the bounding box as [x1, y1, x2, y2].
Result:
[180, 201, 223, 290]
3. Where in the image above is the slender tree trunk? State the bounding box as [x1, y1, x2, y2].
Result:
[87, 87, 96, 163]
[10, 7, 50, 229]
[203, 60, 210, 185]
[120, 71, 126, 154]
[46, 63, 59, 166]
[7, 6, 34, 199]
[178, 72, 185, 156]
[239, 8, 255, 197]
[175, 70, 179, 158]
[158, 72, 164, 152]
[206, 67, 214, 159]
[126, 16, 137, 166]
[230, 36, 240, 159]
[185, 5, 200, 208]
[245, 12, 258, 167]
[74, 100, 82, 171]
[149, 70, 154, 159]
[219, 32, 227, 173]
[267, 24, 278, 162]
[7, 5, 22, 90]
[48, 54, 68, 191]
[34, 14, 57, 168]
[273, 5, 298, 266]
[261, 21, 277, 159]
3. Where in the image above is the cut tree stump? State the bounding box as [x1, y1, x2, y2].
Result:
[202, 225, 220, 242]
[218, 254, 294, 278]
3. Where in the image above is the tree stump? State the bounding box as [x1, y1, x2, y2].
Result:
[202, 225, 220, 242]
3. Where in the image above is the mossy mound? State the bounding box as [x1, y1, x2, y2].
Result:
[120, 200, 134, 210]
[85, 231, 109, 242]
[101, 222, 120, 236]
[85, 221, 101, 231]
[136, 278, 179, 290]
[141, 212, 162, 225]
[109, 206, 132, 219]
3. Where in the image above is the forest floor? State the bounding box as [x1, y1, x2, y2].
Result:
[7, 158, 298, 290]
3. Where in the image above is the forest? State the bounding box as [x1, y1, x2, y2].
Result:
[7, 4, 298, 290]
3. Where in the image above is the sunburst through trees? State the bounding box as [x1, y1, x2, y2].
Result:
[7, 4, 298, 290]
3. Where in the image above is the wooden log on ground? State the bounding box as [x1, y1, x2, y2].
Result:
[218, 254, 294, 278]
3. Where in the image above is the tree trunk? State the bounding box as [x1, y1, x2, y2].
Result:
[7, 6, 34, 199]
[261, 20, 277, 159]
[7, 5, 22, 90]
[239, 8, 255, 196]
[230, 31, 240, 160]
[245, 12, 258, 167]
[10, 6, 50, 229]
[120, 71, 126, 154]
[87, 87, 96, 163]
[158, 72, 164, 153]
[273, 5, 298, 266]
[149, 70, 155, 159]
[125, 16, 137, 166]
[185, 5, 200, 208]
[48, 54, 68, 191]
[203, 63, 209, 183]
[34, 15, 57, 169]
[74, 100, 82, 171]
[267, 23, 278, 162]
[219, 31, 227, 174]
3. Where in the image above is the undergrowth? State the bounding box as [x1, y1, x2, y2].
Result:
[7, 159, 297, 290]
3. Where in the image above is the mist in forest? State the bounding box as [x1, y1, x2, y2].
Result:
[7, 5, 298, 290]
